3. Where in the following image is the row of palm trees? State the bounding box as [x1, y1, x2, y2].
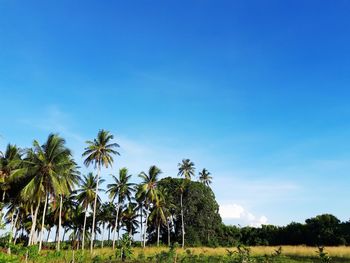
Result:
[0, 130, 213, 254]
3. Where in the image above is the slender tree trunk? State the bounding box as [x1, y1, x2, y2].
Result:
[13, 210, 19, 239]
[140, 206, 143, 245]
[46, 228, 51, 242]
[167, 218, 170, 247]
[55, 226, 59, 243]
[28, 202, 40, 246]
[62, 228, 66, 242]
[180, 192, 185, 249]
[90, 166, 100, 253]
[157, 224, 160, 247]
[101, 223, 104, 248]
[2, 190, 6, 202]
[143, 210, 148, 248]
[108, 227, 110, 242]
[57, 194, 63, 251]
[7, 212, 14, 254]
[82, 205, 88, 250]
[112, 203, 119, 250]
[39, 192, 49, 251]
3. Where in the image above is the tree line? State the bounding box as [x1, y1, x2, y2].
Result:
[0, 130, 216, 253]
[1, 129, 349, 253]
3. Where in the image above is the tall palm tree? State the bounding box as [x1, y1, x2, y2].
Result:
[76, 172, 104, 250]
[199, 168, 212, 187]
[82, 129, 119, 253]
[134, 184, 146, 245]
[177, 159, 195, 249]
[21, 134, 73, 251]
[149, 191, 168, 247]
[56, 158, 79, 251]
[107, 168, 134, 249]
[137, 165, 161, 247]
[178, 159, 195, 180]
[121, 203, 139, 244]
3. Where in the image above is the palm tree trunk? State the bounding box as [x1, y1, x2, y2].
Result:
[46, 228, 51, 242]
[82, 205, 88, 250]
[112, 203, 119, 250]
[39, 192, 49, 251]
[62, 228, 66, 242]
[167, 218, 170, 247]
[57, 194, 63, 251]
[7, 212, 14, 254]
[143, 210, 148, 248]
[2, 190, 6, 202]
[28, 202, 40, 246]
[157, 224, 160, 247]
[12, 211, 19, 244]
[101, 223, 104, 248]
[90, 165, 100, 253]
[180, 192, 185, 249]
[140, 206, 143, 245]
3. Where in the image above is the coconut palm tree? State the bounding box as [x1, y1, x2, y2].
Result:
[178, 159, 195, 180]
[56, 158, 79, 251]
[82, 129, 119, 253]
[177, 159, 195, 248]
[149, 191, 168, 246]
[106, 168, 134, 249]
[121, 203, 139, 244]
[137, 165, 161, 247]
[199, 168, 212, 187]
[76, 172, 104, 250]
[21, 134, 73, 251]
[0, 144, 26, 202]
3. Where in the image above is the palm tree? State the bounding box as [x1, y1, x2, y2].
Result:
[137, 165, 162, 247]
[149, 191, 168, 246]
[121, 203, 139, 244]
[0, 144, 26, 202]
[177, 159, 195, 248]
[82, 129, 119, 253]
[199, 168, 212, 187]
[21, 134, 73, 251]
[76, 172, 104, 250]
[56, 158, 79, 251]
[106, 168, 134, 249]
[178, 159, 195, 180]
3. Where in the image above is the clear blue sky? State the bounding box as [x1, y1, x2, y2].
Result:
[1, 0, 350, 226]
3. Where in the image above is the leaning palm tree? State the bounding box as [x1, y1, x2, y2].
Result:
[82, 129, 119, 253]
[178, 159, 195, 180]
[76, 172, 104, 250]
[199, 168, 212, 187]
[137, 165, 161, 247]
[21, 134, 73, 251]
[107, 168, 134, 249]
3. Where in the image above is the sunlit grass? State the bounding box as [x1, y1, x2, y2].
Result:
[90, 245, 350, 258]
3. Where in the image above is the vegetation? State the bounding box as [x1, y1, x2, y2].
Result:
[1, 129, 350, 262]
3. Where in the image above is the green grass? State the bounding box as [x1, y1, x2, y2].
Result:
[1, 245, 349, 262]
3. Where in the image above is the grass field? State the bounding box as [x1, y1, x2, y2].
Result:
[3, 245, 350, 262]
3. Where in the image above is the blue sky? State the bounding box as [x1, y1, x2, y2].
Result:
[1, 0, 350, 226]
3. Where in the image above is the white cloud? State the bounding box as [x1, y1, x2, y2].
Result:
[219, 203, 268, 227]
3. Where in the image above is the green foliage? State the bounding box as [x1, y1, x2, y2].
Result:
[116, 233, 133, 261]
[0, 252, 20, 263]
[150, 177, 222, 247]
[317, 246, 331, 263]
